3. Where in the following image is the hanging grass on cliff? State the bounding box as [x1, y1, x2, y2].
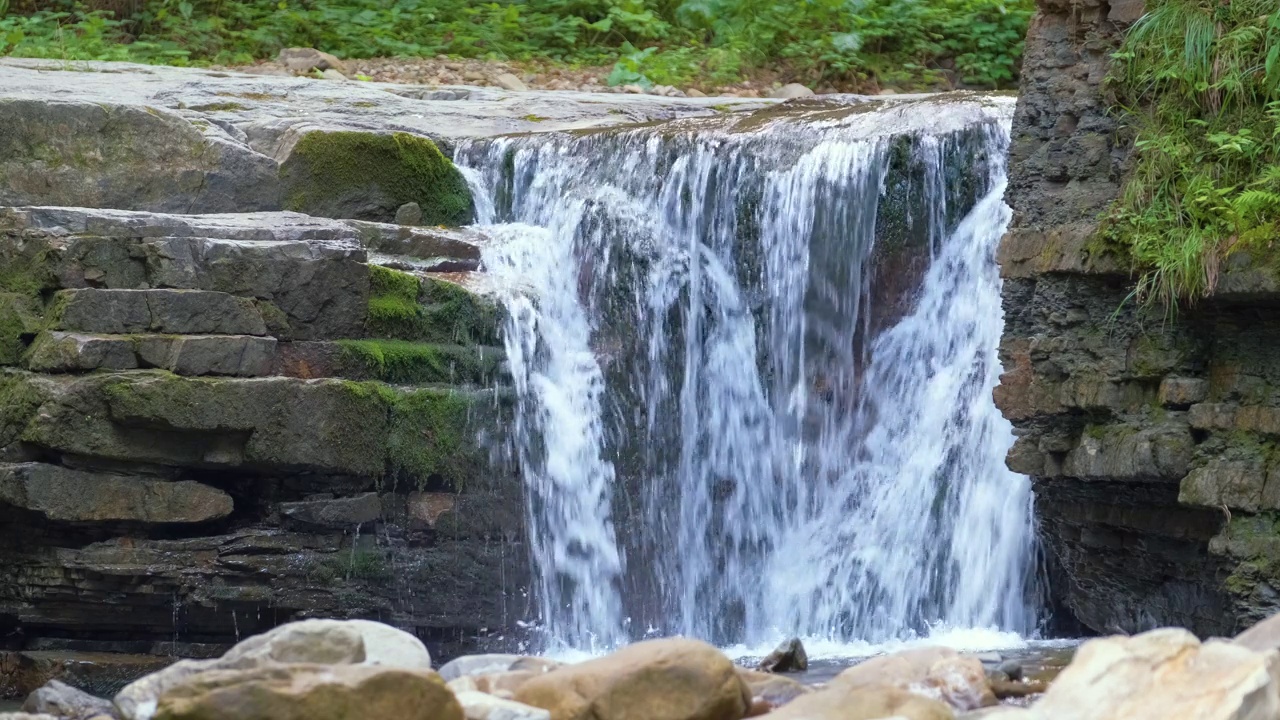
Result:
[1100, 0, 1280, 308]
[0, 0, 1034, 90]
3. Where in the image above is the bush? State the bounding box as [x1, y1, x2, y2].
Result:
[0, 0, 1035, 90]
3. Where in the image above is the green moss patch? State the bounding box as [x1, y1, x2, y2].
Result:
[281, 130, 475, 225]
[337, 339, 501, 385]
[364, 267, 500, 345]
[386, 386, 479, 490]
[0, 372, 46, 448]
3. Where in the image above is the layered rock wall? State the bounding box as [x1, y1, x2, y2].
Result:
[998, 0, 1280, 634]
[0, 206, 526, 668]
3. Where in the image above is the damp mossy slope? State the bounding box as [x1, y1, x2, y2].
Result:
[281, 130, 475, 225]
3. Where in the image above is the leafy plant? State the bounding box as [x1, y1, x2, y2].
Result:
[1101, 0, 1280, 308]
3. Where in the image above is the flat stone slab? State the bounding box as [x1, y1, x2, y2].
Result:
[138, 334, 277, 376]
[0, 462, 232, 523]
[279, 492, 382, 528]
[25, 332, 138, 373]
[28, 332, 280, 377]
[50, 288, 268, 335]
[0, 58, 770, 143]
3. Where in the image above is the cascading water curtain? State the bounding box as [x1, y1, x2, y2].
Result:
[459, 102, 1040, 652]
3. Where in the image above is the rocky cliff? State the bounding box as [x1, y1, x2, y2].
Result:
[0, 59, 769, 670]
[997, 0, 1280, 635]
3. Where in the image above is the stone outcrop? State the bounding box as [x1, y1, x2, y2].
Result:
[0, 58, 766, 221]
[0, 206, 525, 673]
[995, 0, 1280, 635]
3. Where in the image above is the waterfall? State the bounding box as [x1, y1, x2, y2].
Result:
[459, 96, 1038, 653]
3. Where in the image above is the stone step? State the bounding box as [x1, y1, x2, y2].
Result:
[26, 331, 277, 377]
[0, 462, 232, 524]
[49, 288, 268, 336]
[272, 340, 504, 385]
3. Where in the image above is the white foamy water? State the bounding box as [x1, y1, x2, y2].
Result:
[458, 97, 1038, 653]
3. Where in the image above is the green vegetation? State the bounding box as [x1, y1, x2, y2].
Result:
[386, 386, 477, 490]
[337, 338, 500, 385]
[0, 371, 44, 446]
[1100, 0, 1280, 308]
[307, 548, 392, 583]
[0, 0, 1034, 90]
[281, 131, 474, 225]
[366, 264, 423, 339]
[365, 266, 500, 345]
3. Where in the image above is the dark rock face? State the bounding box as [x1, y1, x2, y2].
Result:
[0, 207, 527, 680]
[998, 0, 1280, 635]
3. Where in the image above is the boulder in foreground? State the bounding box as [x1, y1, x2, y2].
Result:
[152, 664, 459, 720]
[983, 628, 1280, 720]
[514, 638, 751, 720]
[114, 619, 430, 720]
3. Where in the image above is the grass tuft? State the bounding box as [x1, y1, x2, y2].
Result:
[1102, 0, 1280, 310]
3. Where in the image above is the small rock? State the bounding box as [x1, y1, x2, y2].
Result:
[879, 88, 900, 95]
[21, 679, 115, 719]
[621, 84, 645, 94]
[757, 638, 808, 673]
[768, 83, 814, 99]
[652, 84, 676, 96]
[277, 47, 347, 75]
[456, 690, 551, 720]
[995, 659, 1023, 681]
[494, 72, 528, 92]
[686, 89, 707, 98]
[320, 68, 348, 81]
[395, 202, 424, 226]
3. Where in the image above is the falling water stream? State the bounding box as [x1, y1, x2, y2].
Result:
[457, 95, 1039, 654]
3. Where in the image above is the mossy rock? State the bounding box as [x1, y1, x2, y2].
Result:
[281, 130, 475, 225]
[0, 371, 47, 449]
[365, 266, 501, 346]
[385, 386, 485, 491]
[0, 293, 40, 366]
[336, 339, 502, 385]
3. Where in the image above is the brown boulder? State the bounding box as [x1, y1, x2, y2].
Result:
[760, 683, 952, 720]
[153, 664, 460, 720]
[514, 638, 751, 720]
[833, 648, 994, 711]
